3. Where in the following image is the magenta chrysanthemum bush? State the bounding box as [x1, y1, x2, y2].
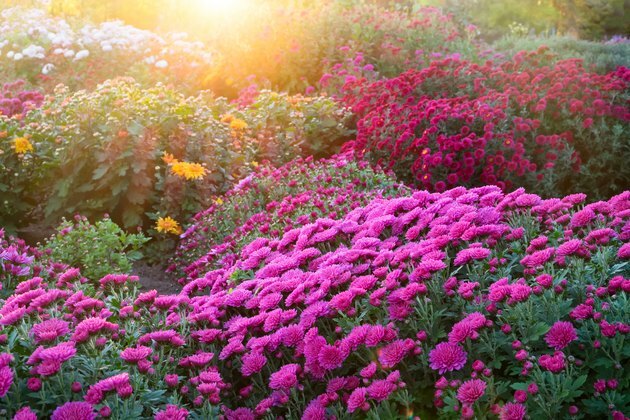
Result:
[340, 51, 630, 200]
[0, 184, 629, 418]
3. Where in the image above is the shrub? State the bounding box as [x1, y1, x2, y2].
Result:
[0, 186, 628, 418]
[493, 36, 630, 73]
[0, 79, 352, 231]
[295, 4, 478, 87]
[41, 215, 148, 280]
[172, 154, 407, 282]
[341, 51, 630, 200]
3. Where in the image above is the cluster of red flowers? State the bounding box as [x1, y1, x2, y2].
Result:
[340, 49, 630, 198]
[0, 80, 44, 118]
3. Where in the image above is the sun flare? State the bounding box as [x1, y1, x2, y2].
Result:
[192, 0, 250, 15]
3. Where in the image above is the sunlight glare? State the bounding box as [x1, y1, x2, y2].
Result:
[193, 0, 250, 15]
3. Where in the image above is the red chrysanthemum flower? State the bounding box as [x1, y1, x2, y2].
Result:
[544, 321, 577, 350]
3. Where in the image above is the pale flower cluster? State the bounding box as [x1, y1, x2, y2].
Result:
[0, 7, 213, 74]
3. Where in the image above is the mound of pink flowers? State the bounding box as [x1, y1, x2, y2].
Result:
[1, 182, 629, 418]
[172, 155, 406, 282]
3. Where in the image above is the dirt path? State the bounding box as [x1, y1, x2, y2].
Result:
[132, 262, 181, 294]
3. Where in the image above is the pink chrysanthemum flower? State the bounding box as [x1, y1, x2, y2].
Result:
[500, 402, 527, 420]
[51, 402, 96, 420]
[454, 247, 491, 266]
[71, 317, 118, 342]
[120, 346, 153, 364]
[28, 342, 77, 376]
[241, 352, 267, 376]
[138, 330, 185, 347]
[302, 399, 327, 420]
[617, 242, 630, 259]
[269, 363, 299, 390]
[318, 344, 345, 370]
[347, 387, 368, 413]
[557, 239, 582, 256]
[360, 362, 378, 378]
[378, 339, 414, 368]
[13, 406, 38, 420]
[366, 379, 397, 401]
[84, 372, 132, 405]
[544, 321, 577, 350]
[178, 352, 214, 368]
[164, 374, 179, 387]
[30, 319, 69, 343]
[0, 363, 13, 397]
[224, 407, 255, 420]
[429, 342, 467, 374]
[154, 405, 189, 420]
[539, 351, 566, 373]
[570, 208, 595, 228]
[520, 248, 555, 268]
[457, 379, 487, 404]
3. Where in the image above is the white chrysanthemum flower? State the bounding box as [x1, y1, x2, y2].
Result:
[42, 63, 55, 74]
[74, 49, 89, 60]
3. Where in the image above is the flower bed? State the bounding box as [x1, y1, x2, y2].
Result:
[1, 184, 628, 418]
[341, 50, 630, 200]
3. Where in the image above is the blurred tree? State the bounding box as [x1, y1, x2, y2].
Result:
[552, 0, 629, 38]
[425, 0, 559, 39]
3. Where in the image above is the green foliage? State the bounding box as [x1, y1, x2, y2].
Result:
[551, 0, 629, 39]
[442, 0, 560, 40]
[493, 35, 630, 73]
[42, 215, 148, 280]
[0, 80, 352, 232]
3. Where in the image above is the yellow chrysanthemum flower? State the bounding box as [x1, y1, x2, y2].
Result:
[220, 113, 234, 124]
[170, 161, 206, 180]
[13, 137, 34, 154]
[229, 118, 248, 130]
[214, 197, 224, 205]
[155, 216, 182, 235]
[170, 161, 188, 177]
[162, 152, 178, 165]
[251, 161, 259, 168]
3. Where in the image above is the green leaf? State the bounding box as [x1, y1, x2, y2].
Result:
[571, 374, 588, 391]
[127, 120, 145, 136]
[92, 165, 109, 180]
[510, 382, 529, 391]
